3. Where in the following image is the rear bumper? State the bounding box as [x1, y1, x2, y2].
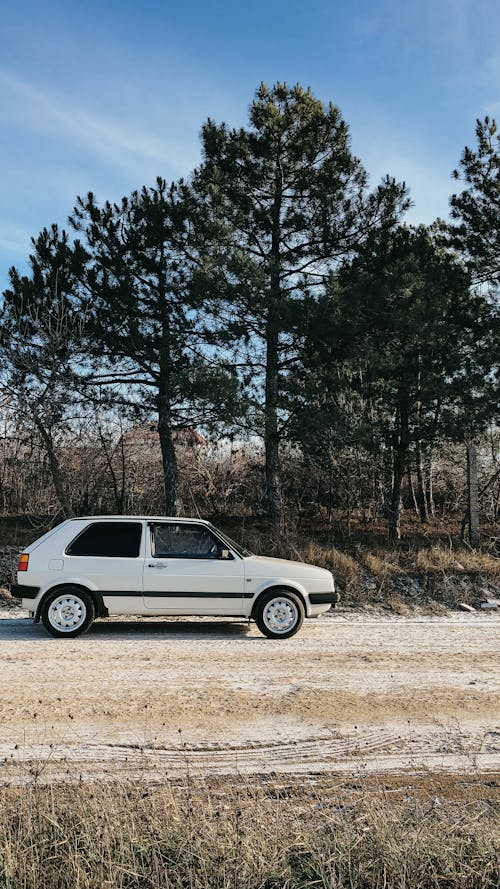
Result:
[10, 584, 40, 599]
[309, 591, 340, 606]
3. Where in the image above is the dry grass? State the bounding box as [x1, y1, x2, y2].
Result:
[362, 552, 403, 577]
[384, 595, 413, 616]
[414, 546, 500, 576]
[300, 541, 361, 582]
[0, 776, 498, 889]
[236, 522, 499, 579]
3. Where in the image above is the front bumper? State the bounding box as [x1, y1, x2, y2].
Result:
[309, 591, 340, 606]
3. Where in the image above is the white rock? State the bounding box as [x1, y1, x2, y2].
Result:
[459, 603, 476, 613]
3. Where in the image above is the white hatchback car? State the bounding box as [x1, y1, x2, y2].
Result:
[11, 516, 338, 639]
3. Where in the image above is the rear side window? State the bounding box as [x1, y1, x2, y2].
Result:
[66, 522, 142, 557]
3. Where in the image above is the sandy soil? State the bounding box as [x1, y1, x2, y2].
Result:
[0, 608, 499, 784]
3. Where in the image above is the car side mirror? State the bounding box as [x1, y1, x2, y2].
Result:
[219, 548, 232, 560]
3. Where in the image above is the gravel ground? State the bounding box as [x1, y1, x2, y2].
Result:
[1, 608, 499, 784]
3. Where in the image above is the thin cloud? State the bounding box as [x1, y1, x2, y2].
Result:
[349, 0, 482, 57]
[482, 52, 500, 117]
[0, 222, 33, 258]
[0, 69, 197, 177]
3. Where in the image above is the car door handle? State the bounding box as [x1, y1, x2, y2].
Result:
[147, 563, 168, 569]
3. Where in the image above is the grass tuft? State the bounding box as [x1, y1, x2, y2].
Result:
[363, 552, 403, 577]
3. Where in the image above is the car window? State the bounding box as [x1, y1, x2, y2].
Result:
[66, 522, 142, 557]
[151, 524, 222, 559]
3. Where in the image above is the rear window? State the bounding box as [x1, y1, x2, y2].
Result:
[66, 522, 142, 557]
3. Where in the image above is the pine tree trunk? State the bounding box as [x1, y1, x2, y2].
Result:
[264, 317, 282, 530]
[425, 449, 435, 517]
[389, 448, 405, 541]
[426, 402, 441, 518]
[157, 392, 178, 516]
[378, 443, 387, 515]
[415, 438, 429, 523]
[466, 439, 480, 548]
[35, 419, 74, 518]
[407, 462, 419, 515]
[264, 151, 284, 532]
[156, 269, 178, 517]
[97, 422, 126, 514]
[388, 402, 410, 541]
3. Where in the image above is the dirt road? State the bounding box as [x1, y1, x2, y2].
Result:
[1, 610, 499, 783]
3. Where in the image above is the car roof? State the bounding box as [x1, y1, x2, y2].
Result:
[69, 516, 210, 524]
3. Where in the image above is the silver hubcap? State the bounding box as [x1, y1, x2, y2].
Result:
[263, 597, 298, 634]
[48, 595, 86, 632]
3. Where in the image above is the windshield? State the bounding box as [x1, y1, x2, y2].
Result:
[208, 524, 253, 558]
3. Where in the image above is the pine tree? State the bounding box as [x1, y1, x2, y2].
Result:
[191, 82, 409, 529]
[442, 117, 500, 545]
[447, 116, 500, 286]
[70, 179, 240, 515]
[0, 226, 89, 517]
[297, 226, 496, 540]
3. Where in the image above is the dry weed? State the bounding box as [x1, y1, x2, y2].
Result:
[300, 542, 361, 582]
[0, 776, 498, 888]
[363, 552, 402, 577]
[385, 595, 412, 615]
[415, 546, 500, 575]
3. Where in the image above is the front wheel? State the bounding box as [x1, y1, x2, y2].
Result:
[41, 588, 95, 638]
[254, 590, 304, 639]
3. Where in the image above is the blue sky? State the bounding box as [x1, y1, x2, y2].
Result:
[1, 0, 499, 289]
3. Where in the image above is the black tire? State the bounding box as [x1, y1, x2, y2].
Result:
[254, 589, 304, 639]
[41, 587, 95, 638]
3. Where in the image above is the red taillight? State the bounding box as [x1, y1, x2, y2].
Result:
[18, 553, 29, 572]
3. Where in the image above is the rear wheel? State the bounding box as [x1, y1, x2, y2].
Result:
[254, 590, 304, 639]
[41, 588, 95, 638]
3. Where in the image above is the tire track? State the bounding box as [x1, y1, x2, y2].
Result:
[2, 725, 499, 783]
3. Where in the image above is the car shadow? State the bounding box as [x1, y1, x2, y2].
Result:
[0, 617, 257, 642]
[90, 619, 255, 640]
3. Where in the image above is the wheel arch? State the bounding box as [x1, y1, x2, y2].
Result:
[250, 584, 307, 619]
[34, 583, 108, 623]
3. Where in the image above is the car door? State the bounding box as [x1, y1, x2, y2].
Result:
[64, 520, 145, 601]
[142, 522, 245, 614]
